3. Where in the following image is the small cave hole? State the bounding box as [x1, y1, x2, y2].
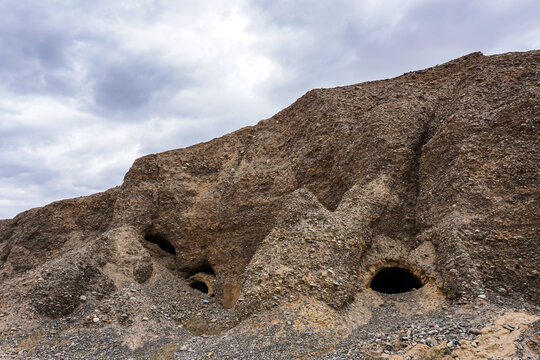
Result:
[186, 264, 215, 278]
[144, 234, 176, 255]
[189, 280, 209, 294]
[370, 267, 423, 294]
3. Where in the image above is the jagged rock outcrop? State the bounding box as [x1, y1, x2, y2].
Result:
[0, 50, 538, 359]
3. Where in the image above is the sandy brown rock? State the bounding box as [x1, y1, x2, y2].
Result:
[0, 187, 118, 279]
[0, 50, 538, 359]
[221, 282, 241, 309]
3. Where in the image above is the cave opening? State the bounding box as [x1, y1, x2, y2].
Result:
[370, 267, 423, 294]
[144, 234, 176, 255]
[186, 263, 216, 278]
[184, 261, 216, 296]
[189, 280, 209, 294]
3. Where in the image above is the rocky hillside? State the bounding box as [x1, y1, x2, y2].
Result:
[0, 50, 538, 359]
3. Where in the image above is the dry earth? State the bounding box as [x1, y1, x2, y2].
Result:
[0, 50, 539, 359]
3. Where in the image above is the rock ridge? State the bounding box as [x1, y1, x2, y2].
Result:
[0, 50, 538, 359]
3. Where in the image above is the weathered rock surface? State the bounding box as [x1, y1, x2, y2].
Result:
[0, 50, 538, 359]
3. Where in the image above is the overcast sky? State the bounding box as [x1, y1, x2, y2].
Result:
[0, 0, 539, 219]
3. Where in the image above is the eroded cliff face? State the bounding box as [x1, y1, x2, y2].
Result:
[0, 51, 538, 355]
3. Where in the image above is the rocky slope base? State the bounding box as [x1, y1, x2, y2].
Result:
[0, 50, 538, 359]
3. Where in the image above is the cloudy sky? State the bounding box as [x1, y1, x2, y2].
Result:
[0, 0, 539, 219]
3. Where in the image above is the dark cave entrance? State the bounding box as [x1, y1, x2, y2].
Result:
[144, 234, 176, 255]
[185, 262, 216, 296]
[186, 263, 216, 278]
[189, 280, 209, 294]
[370, 267, 423, 294]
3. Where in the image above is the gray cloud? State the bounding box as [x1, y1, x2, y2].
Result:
[0, 0, 539, 218]
[249, 0, 540, 102]
[91, 59, 180, 112]
[0, 1, 77, 95]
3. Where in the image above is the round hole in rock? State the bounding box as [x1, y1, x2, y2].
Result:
[189, 280, 209, 294]
[185, 263, 216, 278]
[370, 267, 423, 294]
[144, 234, 176, 255]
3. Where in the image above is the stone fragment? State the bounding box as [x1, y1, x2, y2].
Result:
[133, 259, 153, 284]
[221, 282, 241, 309]
[426, 338, 438, 347]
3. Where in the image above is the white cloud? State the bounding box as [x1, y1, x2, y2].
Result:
[0, 0, 539, 218]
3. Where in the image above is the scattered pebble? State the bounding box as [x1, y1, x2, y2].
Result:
[503, 324, 517, 331]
